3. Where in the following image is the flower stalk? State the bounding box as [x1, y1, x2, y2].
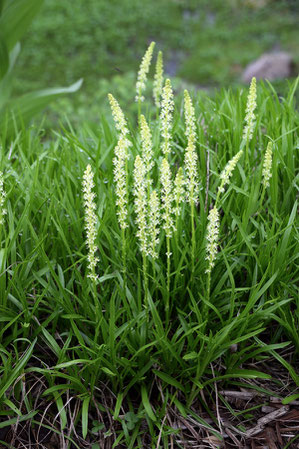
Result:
[243, 77, 257, 169]
[260, 141, 273, 209]
[82, 164, 99, 321]
[160, 158, 175, 324]
[153, 51, 164, 114]
[133, 155, 149, 316]
[160, 79, 174, 160]
[139, 114, 154, 195]
[205, 205, 220, 306]
[136, 41, 155, 117]
[184, 91, 199, 277]
[215, 149, 243, 207]
[0, 171, 7, 227]
[108, 94, 132, 289]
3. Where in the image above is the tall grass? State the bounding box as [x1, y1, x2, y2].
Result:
[0, 67, 298, 446]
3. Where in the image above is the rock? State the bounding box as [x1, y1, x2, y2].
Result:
[242, 52, 295, 83]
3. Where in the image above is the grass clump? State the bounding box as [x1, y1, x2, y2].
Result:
[0, 45, 298, 447]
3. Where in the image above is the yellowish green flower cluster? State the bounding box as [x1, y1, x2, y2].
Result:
[153, 51, 164, 108]
[139, 114, 154, 177]
[148, 190, 160, 259]
[160, 158, 175, 242]
[262, 141, 273, 188]
[184, 90, 196, 143]
[0, 172, 7, 225]
[184, 91, 199, 205]
[243, 77, 257, 142]
[135, 42, 155, 103]
[82, 165, 99, 282]
[113, 137, 130, 229]
[133, 156, 148, 255]
[184, 140, 199, 205]
[174, 167, 185, 216]
[205, 206, 220, 274]
[218, 149, 243, 196]
[160, 79, 174, 158]
[108, 93, 132, 230]
[108, 93, 130, 136]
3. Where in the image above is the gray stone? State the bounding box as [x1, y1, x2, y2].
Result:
[242, 52, 295, 83]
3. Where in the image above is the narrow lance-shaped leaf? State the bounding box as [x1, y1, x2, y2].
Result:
[0, 0, 44, 51]
[0, 79, 83, 134]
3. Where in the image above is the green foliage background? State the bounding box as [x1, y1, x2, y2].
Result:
[15, 0, 299, 94]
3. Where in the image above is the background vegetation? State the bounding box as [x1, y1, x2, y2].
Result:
[0, 0, 298, 447]
[12, 0, 299, 127]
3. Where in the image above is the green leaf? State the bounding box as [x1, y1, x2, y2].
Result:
[0, 411, 37, 429]
[183, 352, 198, 361]
[0, 339, 36, 399]
[0, 43, 19, 107]
[141, 385, 156, 422]
[0, 0, 44, 50]
[153, 370, 185, 392]
[54, 392, 67, 429]
[113, 393, 123, 419]
[0, 0, 5, 15]
[101, 367, 116, 377]
[282, 394, 299, 405]
[54, 359, 91, 369]
[0, 79, 83, 134]
[0, 37, 9, 79]
[82, 396, 90, 439]
[2, 398, 21, 416]
[226, 369, 271, 379]
[41, 327, 62, 357]
[203, 369, 271, 387]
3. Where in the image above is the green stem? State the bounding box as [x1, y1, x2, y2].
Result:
[143, 253, 148, 322]
[91, 271, 101, 343]
[121, 227, 127, 295]
[202, 270, 211, 324]
[138, 98, 141, 121]
[166, 236, 171, 326]
[245, 138, 250, 173]
[156, 107, 159, 122]
[190, 199, 195, 279]
[215, 190, 221, 209]
[259, 185, 266, 213]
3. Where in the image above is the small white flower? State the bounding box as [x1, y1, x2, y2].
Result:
[184, 140, 199, 205]
[133, 156, 148, 255]
[160, 79, 174, 158]
[243, 77, 257, 142]
[174, 167, 185, 216]
[153, 51, 164, 108]
[139, 114, 154, 177]
[160, 158, 175, 238]
[113, 136, 131, 230]
[108, 93, 130, 136]
[148, 190, 160, 259]
[82, 165, 98, 282]
[218, 149, 243, 195]
[0, 172, 7, 225]
[262, 141, 273, 188]
[136, 41, 155, 103]
[184, 90, 196, 144]
[205, 206, 220, 274]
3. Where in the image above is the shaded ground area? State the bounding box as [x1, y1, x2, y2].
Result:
[1, 349, 298, 448]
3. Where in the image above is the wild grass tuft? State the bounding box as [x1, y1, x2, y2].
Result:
[0, 47, 298, 447]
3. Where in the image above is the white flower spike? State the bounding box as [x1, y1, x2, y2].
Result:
[82, 165, 99, 282]
[136, 41, 155, 103]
